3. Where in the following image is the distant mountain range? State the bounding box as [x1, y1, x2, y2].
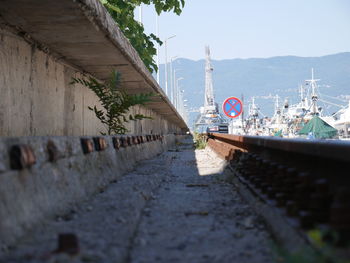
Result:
[158, 52, 350, 127]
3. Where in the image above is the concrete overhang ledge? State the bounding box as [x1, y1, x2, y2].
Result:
[0, 0, 187, 130]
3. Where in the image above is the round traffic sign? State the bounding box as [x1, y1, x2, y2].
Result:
[222, 97, 243, 118]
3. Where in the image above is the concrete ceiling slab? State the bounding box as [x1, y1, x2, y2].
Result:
[0, 0, 187, 130]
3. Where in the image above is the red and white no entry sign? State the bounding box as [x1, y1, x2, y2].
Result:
[222, 97, 243, 118]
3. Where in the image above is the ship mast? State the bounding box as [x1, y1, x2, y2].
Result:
[305, 68, 320, 115]
[204, 46, 215, 112]
[274, 95, 280, 115]
[299, 85, 304, 104]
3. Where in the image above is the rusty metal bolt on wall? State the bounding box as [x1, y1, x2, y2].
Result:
[121, 137, 126, 147]
[126, 136, 133, 146]
[132, 136, 139, 145]
[112, 137, 121, 149]
[135, 136, 140, 144]
[47, 140, 60, 162]
[119, 137, 127, 148]
[93, 137, 108, 151]
[9, 144, 36, 170]
[81, 138, 94, 154]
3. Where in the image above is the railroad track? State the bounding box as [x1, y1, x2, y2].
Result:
[207, 133, 350, 248]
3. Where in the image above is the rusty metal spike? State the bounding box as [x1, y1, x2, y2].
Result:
[112, 137, 121, 149]
[10, 144, 36, 170]
[93, 137, 107, 151]
[47, 140, 59, 162]
[120, 137, 128, 148]
[81, 138, 94, 154]
[126, 136, 133, 146]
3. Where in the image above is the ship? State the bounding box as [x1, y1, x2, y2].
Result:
[329, 101, 350, 139]
[235, 69, 346, 139]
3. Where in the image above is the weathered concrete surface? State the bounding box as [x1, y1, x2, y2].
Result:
[0, 27, 103, 136]
[0, 140, 275, 263]
[0, 0, 187, 136]
[0, 134, 182, 247]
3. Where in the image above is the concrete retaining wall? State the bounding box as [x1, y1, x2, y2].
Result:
[0, 134, 185, 246]
[0, 26, 180, 136]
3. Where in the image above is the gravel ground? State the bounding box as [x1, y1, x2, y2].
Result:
[0, 139, 275, 263]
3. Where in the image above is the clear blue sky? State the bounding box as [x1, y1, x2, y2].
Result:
[140, 0, 350, 62]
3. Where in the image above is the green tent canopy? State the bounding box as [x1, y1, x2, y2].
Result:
[274, 130, 282, 137]
[298, 116, 338, 139]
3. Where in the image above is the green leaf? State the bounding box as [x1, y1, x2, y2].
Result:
[100, 0, 185, 72]
[72, 70, 154, 135]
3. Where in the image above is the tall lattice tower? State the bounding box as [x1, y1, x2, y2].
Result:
[204, 46, 215, 110]
[194, 46, 228, 133]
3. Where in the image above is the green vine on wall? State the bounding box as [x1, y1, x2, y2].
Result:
[100, 0, 185, 73]
[71, 70, 154, 135]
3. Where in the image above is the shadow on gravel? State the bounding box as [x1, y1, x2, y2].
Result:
[128, 140, 275, 263]
[0, 138, 275, 263]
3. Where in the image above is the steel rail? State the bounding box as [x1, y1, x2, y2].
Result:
[208, 133, 350, 163]
[207, 133, 350, 243]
